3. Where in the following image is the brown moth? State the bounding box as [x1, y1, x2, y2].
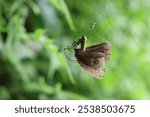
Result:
[74, 35, 111, 79]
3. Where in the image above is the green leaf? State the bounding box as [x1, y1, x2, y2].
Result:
[48, 0, 76, 31]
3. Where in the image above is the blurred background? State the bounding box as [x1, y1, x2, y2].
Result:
[0, 0, 150, 99]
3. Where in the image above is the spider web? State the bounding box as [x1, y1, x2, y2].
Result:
[72, 1, 112, 44]
[65, 0, 112, 62]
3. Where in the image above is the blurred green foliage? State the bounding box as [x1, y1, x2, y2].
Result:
[0, 0, 150, 99]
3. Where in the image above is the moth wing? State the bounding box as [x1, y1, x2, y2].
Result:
[85, 42, 111, 61]
[75, 52, 106, 79]
[85, 42, 111, 52]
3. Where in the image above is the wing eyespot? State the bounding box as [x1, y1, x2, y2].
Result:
[94, 59, 99, 64]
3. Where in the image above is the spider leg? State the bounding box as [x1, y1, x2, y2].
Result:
[64, 47, 76, 62]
